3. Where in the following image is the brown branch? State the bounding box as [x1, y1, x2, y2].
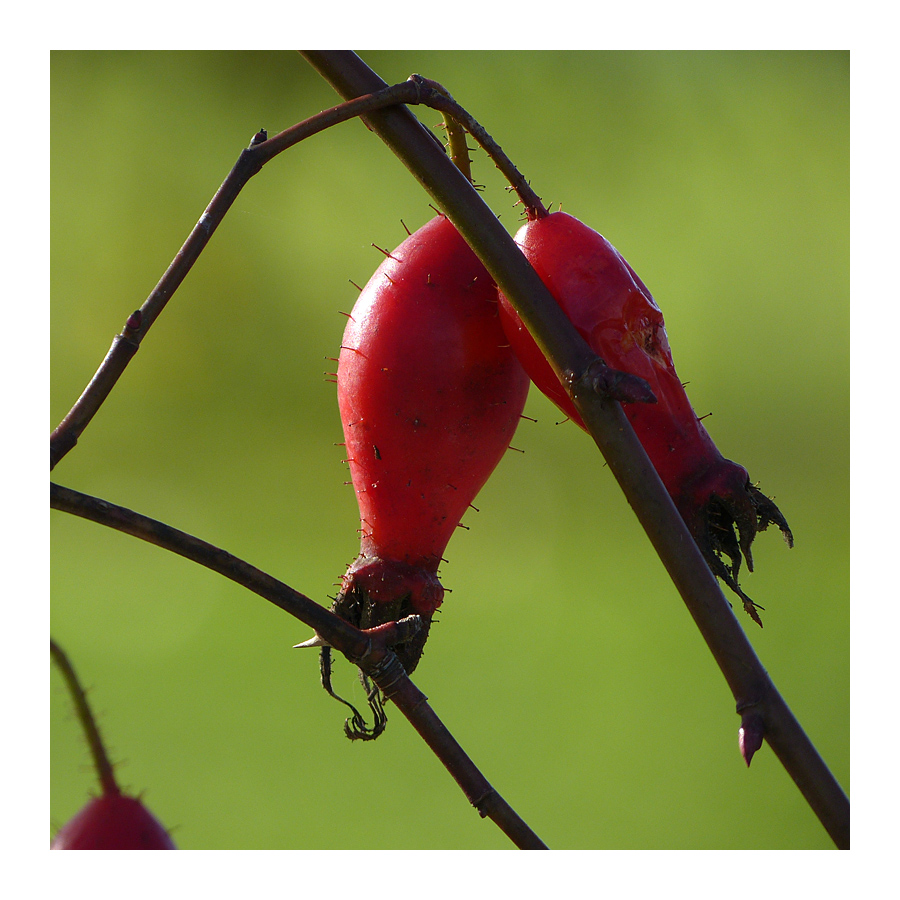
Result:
[50, 144, 261, 471]
[50, 81, 424, 472]
[50, 482, 548, 850]
[50, 54, 847, 848]
[300, 49, 850, 850]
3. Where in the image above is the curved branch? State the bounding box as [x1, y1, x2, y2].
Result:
[406, 74, 547, 217]
[300, 49, 849, 850]
[50, 81, 423, 471]
[50, 482, 548, 850]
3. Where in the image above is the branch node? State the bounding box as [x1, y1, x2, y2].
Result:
[366, 649, 409, 701]
[123, 309, 143, 339]
[569, 358, 657, 406]
[406, 73, 427, 104]
[473, 787, 498, 818]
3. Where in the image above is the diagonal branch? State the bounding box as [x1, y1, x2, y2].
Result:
[50, 81, 424, 472]
[49, 482, 548, 850]
[300, 49, 849, 850]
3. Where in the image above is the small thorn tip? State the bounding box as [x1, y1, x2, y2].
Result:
[293, 634, 330, 649]
[739, 713, 765, 767]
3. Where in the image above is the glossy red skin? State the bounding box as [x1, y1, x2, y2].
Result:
[498, 212, 733, 501]
[338, 215, 529, 615]
[497, 213, 791, 616]
[51, 793, 176, 849]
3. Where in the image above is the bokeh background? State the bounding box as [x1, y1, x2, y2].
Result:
[50, 51, 848, 849]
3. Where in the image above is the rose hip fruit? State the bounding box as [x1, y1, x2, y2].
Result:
[497, 211, 792, 622]
[333, 213, 529, 671]
[52, 791, 176, 850]
[51, 639, 177, 848]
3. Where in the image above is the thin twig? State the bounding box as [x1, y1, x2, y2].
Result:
[422, 78, 473, 184]
[50, 638, 119, 797]
[50, 81, 423, 472]
[406, 75, 548, 217]
[49, 482, 548, 850]
[300, 49, 850, 850]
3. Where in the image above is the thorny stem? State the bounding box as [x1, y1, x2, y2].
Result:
[50, 638, 119, 797]
[423, 78, 473, 183]
[49, 483, 548, 850]
[301, 50, 849, 850]
[407, 75, 547, 217]
[443, 114, 472, 184]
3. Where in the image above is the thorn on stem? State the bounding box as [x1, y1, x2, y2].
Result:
[293, 633, 330, 649]
[739, 712, 765, 767]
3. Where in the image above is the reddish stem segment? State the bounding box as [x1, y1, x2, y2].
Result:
[50, 639, 119, 797]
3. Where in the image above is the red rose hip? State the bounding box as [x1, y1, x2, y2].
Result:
[52, 792, 176, 850]
[332, 213, 529, 672]
[498, 211, 792, 622]
[50, 639, 177, 849]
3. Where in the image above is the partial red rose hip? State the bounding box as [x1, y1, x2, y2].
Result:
[51, 639, 176, 849]
[52, 792, 176, 850]
[497, 211, 792, 622]
[331, 213, 529, 675]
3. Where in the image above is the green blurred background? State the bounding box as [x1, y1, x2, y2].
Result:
[50, 51, 848, 849]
